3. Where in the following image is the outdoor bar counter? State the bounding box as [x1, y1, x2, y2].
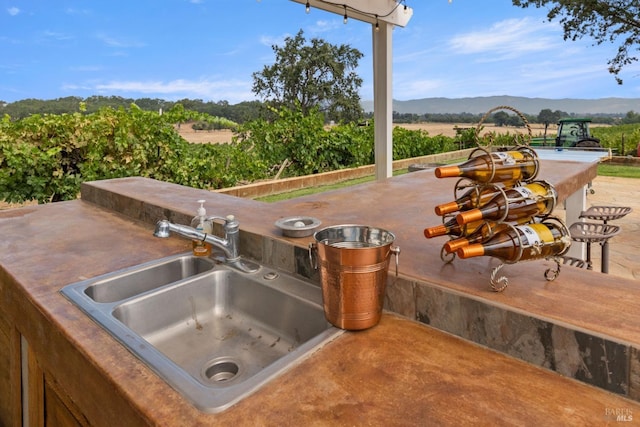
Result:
[2, 158, 640, 426]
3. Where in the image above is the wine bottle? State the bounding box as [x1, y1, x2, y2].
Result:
[424, 218, 484, 239]
[434, 184, 503, 216]
[456, 220, 570, 262]
[434, 149, 539, 184]
[444, 221, 512, 254]
[455, 181, 556, 226]
[443, 216, 534, 254]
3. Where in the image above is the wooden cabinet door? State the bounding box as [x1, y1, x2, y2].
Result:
[43, 378, 87, 427]
[0, 310, 21, 427]
[24, 342, 88, 427]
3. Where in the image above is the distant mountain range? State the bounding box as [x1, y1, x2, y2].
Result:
[361, 96, 640, 115]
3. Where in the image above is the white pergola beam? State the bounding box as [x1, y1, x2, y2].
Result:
[290, 0, 413, 27]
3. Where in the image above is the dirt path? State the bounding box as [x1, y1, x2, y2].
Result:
[574, 176, 640, 280]
[176, 127, 235, 144]
[549, 176, 639, 281]
[175, 122, 550, 145]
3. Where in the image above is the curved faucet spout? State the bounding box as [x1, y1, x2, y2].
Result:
[154, 216, 238, 262]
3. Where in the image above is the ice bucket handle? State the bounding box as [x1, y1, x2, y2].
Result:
[308, 242, 318, 270]
[391, 246, 401, 277]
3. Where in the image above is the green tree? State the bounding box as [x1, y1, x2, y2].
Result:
[506, 114, 524, 127]
[512, 0, 640, 84]
[538, 109, 553, 140]
[493, 111, 510, 126]
[537, 108, 567, 134]
[538, 109, 556, 127]
[621, 110, 640, 124]
[252, 30, 364, 123]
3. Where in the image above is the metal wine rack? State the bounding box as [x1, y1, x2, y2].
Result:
[432, 145, 571, 292]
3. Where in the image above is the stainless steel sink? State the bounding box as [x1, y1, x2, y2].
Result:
[84, 255, 217, 303]
[61, 253, 342, 413]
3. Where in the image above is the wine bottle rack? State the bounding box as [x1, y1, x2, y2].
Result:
[429, 145, 571, 292]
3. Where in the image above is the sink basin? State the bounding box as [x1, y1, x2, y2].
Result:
[84, 254, 216, 303]
[61, 253, 342, 413]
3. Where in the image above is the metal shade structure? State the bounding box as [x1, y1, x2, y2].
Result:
[291, 0, 413, 26]
[290, 0, 414, 180]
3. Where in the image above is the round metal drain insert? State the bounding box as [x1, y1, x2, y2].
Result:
[263, 271, 279, 280]
[202, 358, 240, 382]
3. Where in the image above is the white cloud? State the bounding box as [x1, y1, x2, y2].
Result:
[107, 51, 130, 57]
[0, 35, 20, 45]
[309, 19, 342, 34]
[385, 15, 621, 99]
[61, 83, 94, 91]
[218, 49, 241, 57]
[43, 31, 74, 41]
[95, 33, 146, 48]
[394, 78, 445, 99]
[448, 17, 560, 58]
[395, 47, 442, 65]
[65, 8, 90, 15]
[7, 7, 19, 16]
[0, 61, 23, 73]
[259, 34, 289, 47]
[89, 77, 254, 103]
[69, 65, 103, 72]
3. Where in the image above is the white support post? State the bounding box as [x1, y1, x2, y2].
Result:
[372, 22, 393, 181]
[288, 1, 413, 180]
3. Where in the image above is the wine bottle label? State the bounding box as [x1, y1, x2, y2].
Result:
[517, 223, 554, 246]
[518, 225, 542, 246]
[511, 186, 534, 198]
[529, 223, 554, 242]
[526, 182, 547, 195]
[492, 152, 516, 165]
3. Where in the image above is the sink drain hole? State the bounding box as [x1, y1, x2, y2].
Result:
[203, 359, 240, 382]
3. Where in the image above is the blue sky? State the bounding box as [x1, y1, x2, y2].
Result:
[2, 0, 639, 104]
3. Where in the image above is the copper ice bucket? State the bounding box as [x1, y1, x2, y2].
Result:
[309, 225, 400, 331]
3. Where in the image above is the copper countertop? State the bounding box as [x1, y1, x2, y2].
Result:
[2, 160, 640, 425]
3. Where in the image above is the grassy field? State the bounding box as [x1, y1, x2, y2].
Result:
[177, 122, 548, 144]
[256, 170, 409, 202]
[598, 163, 640, 179]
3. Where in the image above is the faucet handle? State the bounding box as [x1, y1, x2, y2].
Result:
[207, 214, 239, 232]
[206, 215, 228, 224]
[223, 215, 239, 233]
[153, 220, 171, 238]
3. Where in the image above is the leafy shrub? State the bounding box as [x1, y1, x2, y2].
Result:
[0, 105, 257, 203]
[592, 124, 640, 155]
[393, 126, 456, 158]
[1, 104, 463, 204]
[238, 106, 462, 179]
[1, 112, 88, 202]
[323, 122, 374, 168]
[237, 106, 331, 177]
[191, 117, 238, 131]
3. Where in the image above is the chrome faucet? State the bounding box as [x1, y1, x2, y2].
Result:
[154, 215, 259, 273]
